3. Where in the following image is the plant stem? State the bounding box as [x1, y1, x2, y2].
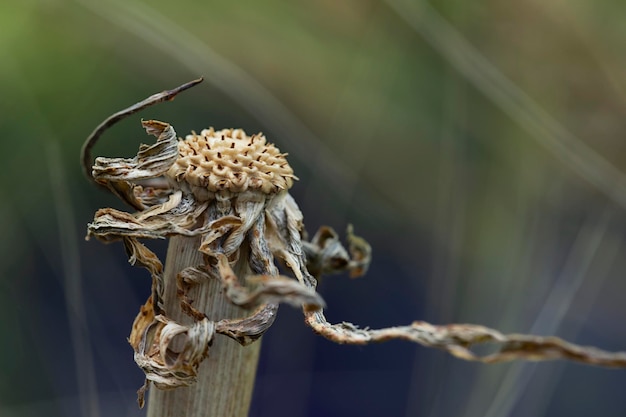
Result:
[147, 236, 261, 417]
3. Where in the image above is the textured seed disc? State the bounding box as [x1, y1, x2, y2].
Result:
[167, 128, 296, 196]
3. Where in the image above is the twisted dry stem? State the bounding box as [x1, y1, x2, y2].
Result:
[84, 80, 626, 410]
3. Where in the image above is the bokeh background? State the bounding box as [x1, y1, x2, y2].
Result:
[3, 0, 626, 416]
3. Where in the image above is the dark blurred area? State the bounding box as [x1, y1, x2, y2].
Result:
[2, 0, 626, 416]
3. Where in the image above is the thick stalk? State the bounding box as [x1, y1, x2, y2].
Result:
[147, 236, 261, 417]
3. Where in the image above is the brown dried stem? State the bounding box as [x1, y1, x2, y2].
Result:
[145, 236, 260, 417]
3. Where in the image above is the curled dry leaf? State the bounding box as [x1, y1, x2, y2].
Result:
[84, 80, 626, 406]
[84, 82, 338, 399]
[304, 313, 626, 367]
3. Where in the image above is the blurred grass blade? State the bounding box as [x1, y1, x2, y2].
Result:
[384, 0, 626, 210]
[478, 206, 614, 417]
[47, 141, 100, 417]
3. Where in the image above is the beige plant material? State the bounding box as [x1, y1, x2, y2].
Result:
[84, 80, 626, 407]
[169, 127, 296, 195]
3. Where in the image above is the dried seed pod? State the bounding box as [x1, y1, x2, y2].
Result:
[84, 80, 626, 410]
[168, 128, 297, 197]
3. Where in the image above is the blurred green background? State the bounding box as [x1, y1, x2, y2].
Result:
[2, 0, 626, 416]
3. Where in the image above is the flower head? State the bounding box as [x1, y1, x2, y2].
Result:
[168, 128, 296, 197]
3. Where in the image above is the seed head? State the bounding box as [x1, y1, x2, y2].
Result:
[167, 128, 296, 199]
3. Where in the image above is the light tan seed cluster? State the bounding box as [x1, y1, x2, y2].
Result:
[167, 127, 296, 196]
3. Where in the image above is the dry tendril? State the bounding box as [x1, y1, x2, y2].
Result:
[83, 79, 626, 406]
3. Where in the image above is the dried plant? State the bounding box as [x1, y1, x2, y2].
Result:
[83, 80, 626, 412]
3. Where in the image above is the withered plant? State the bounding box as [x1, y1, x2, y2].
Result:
[83, 79, 626, 417]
